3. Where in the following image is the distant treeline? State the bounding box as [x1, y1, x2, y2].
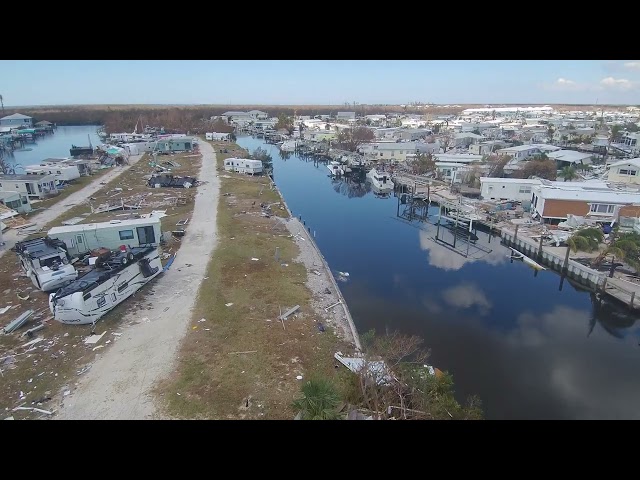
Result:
[3, 103, 627, 134]
[3, 105, 466, 133]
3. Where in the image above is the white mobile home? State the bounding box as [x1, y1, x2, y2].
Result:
[206, 132, 231, 141]
[24, 163, 81, 182]
[223, 158, 263, 175]
[0, 174, 58, 199]
[480, 177, 541, 202]
[47, 217, 162, 257]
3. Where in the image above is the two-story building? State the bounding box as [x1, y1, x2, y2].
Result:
[0, 174, 58, 200]
[0, 113, 33, 128]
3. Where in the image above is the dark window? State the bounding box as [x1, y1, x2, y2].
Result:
[117, 282, 128, 293]
[97, 296, 106, 308]
[137, 226, 156, 245]
[119, 230, 134, 240]
[111, 293, 117, 302]
[83, 292, 92, 301]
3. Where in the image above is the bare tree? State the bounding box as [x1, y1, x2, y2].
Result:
[336, 127, 374, 152]
[407, 152, 436, 175]
[0, 155, 16, 175]
[486, 154, 511, 177]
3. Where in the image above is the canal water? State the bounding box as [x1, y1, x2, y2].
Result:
[237, 135, 640, 420]
[5, 125, 100, 170]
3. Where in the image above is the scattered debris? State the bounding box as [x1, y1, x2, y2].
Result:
[296, 375, 303, 380]
[279, 305, 300, 321]
[317, 323, 325, 332]
[324, 301, 342, 312]
[20, 337, 44, 349]
[4, 416, 14, 420]
[84, 332, 106, 345]
[251, 258, 259, 261]
[225, 303, 234, 307]
[21, 324, 45, 338]
[0, 306, 12, 315]
[2, 309, 34, 334]
[77, 365, 91, 376]
[16, 292, 30, 301]
[228, 350, 257, 355]
[311, 270, 322, 276]
[12, 406, 53, 415]
[61, 217, 85, 226]
[93, 345, 104, 351]
[337, 271, 350, 277]
[198, 318, 207, 323]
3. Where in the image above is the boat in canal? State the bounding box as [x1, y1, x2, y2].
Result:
[366, 168, 394, 191]
[327, 161, 345, 176]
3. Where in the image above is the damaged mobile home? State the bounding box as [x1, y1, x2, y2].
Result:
[13, 237, 78, 292]
[223, 158, 263, 175]
[49, 245, 163, 325]
[148, 174, 198, 188]
[47, 217, 161, 257]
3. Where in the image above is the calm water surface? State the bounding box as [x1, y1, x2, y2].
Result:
[237, 135, 640, 420]
[6, 125, 100, 170]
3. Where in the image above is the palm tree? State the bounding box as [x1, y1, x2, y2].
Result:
[0, 94, 4, 114]
[567, 227, 604, 253]
[561, 165, 578, 182]
[292, 378, 342, 420]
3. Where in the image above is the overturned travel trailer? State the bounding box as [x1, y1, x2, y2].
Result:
[47, 217, 161, 257]
[148, 174, 197, 188]
[13, 237, 78, 292]
[49, 246, 163, 325]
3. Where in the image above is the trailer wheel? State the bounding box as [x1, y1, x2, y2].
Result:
[127, 252, 135, 261]
[121, 257, 128, 265]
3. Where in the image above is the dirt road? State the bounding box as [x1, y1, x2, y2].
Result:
[0, 154, 144, 258]
[56, 142, 220, 419]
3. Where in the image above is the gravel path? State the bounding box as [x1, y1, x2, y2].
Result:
[56, 142, 220, 419]
[0, 154, 144, 258]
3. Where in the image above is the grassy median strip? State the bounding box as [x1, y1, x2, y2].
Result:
[157, 142, 351, 419]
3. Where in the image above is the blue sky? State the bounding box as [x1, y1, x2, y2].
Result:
[1, 60, 639, 106]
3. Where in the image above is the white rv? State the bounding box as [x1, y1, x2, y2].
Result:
[223, 158, 263, 175]
[47, 217, 162, 257]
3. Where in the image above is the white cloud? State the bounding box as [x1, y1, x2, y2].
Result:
[556, 78, 576, 86]
[442, 283, 492, 314]
[418, 229, 507, 271]
[600, 76, 637, 90]
[623, 62, 640, 70]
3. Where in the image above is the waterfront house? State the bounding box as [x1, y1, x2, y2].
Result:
[480, 177, 541, 202]
[222, 111, 254, 126]
[0, 113, 33, 128]
[0, 190, 32, 214]
[0, 174, 58, 200]
[43, 158, 92, 177]
[359, 142, 418, 162]
[607, 158, 640, 185]
[305, 130, 337, 142]
[531, 181, 640, 223]
[154, 137, 194, 153]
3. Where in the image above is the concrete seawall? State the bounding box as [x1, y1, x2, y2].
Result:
[268, 176, 362, 350]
